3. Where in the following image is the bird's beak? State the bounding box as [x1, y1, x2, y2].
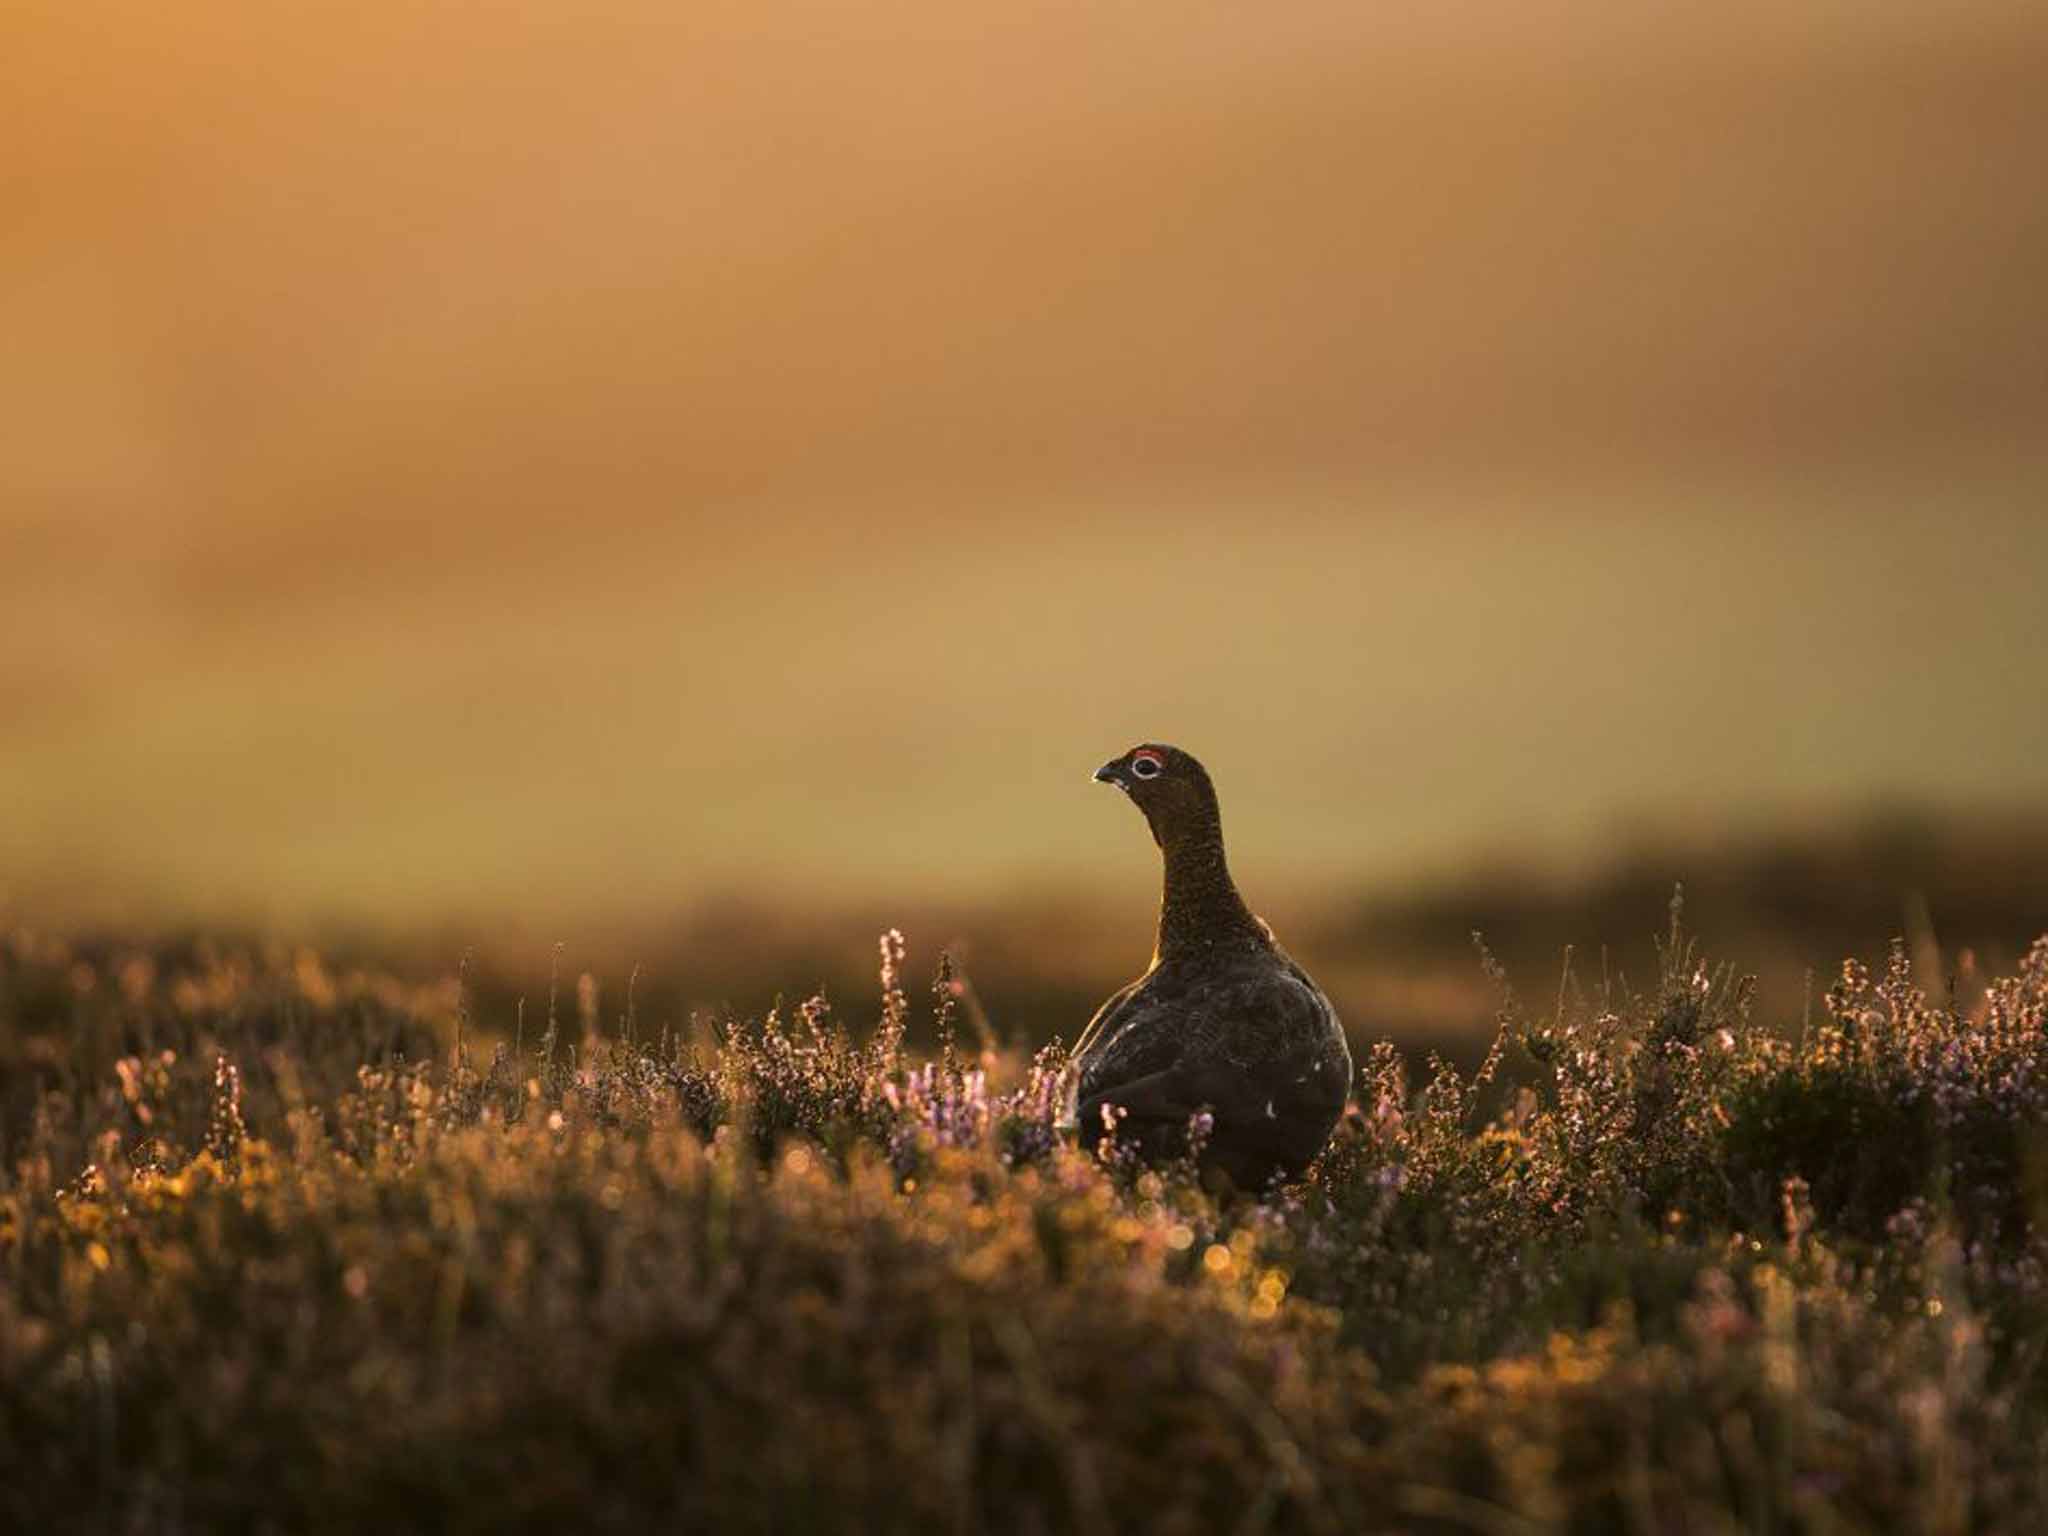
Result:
[1092, 759, 1123, 787]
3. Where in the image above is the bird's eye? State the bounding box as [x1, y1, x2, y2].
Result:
[1129, 753, 1163, 780]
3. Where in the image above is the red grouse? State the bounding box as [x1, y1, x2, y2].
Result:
[1062, 743, 1353, 1189]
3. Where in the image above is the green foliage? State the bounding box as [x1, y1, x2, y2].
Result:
[4, 916, 2048, 1533]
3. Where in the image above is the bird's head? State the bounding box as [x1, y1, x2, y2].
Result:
[1092, 742, 1218, 847]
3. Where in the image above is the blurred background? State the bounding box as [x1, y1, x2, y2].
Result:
[6, 1, 2047, 1053]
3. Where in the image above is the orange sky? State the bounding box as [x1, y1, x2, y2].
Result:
[5, 2, 2046, 925]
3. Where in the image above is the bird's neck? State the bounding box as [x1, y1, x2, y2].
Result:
[1153, 818, 1264, 962]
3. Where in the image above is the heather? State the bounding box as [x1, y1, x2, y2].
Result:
[5, 914, 2048, 1533]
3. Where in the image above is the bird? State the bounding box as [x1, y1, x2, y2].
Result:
[1060, 743, 1353, 1190]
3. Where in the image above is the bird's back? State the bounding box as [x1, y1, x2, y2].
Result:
[1071, 940, 1351, 1186]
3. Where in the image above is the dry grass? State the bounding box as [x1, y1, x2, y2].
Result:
[5, 911, 2048, 1532]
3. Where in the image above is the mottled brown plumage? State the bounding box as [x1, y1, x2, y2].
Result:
[1062, 744, 1352, 1189]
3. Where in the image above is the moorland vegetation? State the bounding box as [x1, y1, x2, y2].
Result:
[4, 904, 2047, 1532]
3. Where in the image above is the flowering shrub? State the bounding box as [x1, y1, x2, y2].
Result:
[3, 916, 2047, 1531]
